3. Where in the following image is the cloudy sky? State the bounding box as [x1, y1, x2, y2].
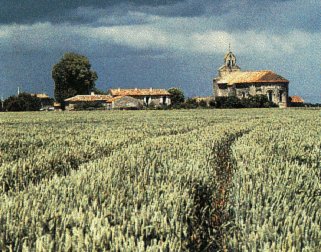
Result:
[0, 0, 320, 102]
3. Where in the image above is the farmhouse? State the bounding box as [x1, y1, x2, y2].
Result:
[31, 93, 53, 108]
[110, 96, 143, 110]
[64, 93, 112, 110]
[107, 88, 171, 106]
[213, 49, 289, 107]
[64, 92, 149, 110]
[53, 102, 62, 111]
[290, 96, 304, 104]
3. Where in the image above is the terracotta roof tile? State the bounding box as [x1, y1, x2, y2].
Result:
[108, 88, 171, 96]
[65, 95, 112, 102]
[217, 70, 289, 85]
[32, 93, 50, 99]
[290, 96, 304, 103]
[108, 96, 124, 102]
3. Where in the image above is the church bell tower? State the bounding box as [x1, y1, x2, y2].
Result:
[218, 45, 241, 77]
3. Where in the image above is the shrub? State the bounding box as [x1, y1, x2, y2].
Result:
[244, 94, 277, 108]
[4, 93, 42, 111]
[209, 99, 216, 108]
[185, 98, 198, 109]
[215, 96, 244, 108]
[213, 95, 277, 109]
[198, 100, 208, 108]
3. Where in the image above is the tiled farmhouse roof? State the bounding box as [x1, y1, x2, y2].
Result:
[108, 88, 171, 96]
[31, 93, 50, 99]
[108, 96, 124, 102]
[217, 71, 289, 85]
[290, 96, 304, 103]
[65, 95, 112, 102]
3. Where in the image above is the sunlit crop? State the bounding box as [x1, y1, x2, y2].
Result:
[0, 109, 320, 251]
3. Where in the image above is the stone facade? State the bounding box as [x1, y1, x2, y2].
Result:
[64, 93, 112, 110]
[213, 50, 289, 107]
[111, 96, 143, 110]
[107, 88, 171, 107]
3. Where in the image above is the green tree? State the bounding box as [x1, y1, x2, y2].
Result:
[168, 87, 185, 107]
[92, 87, 106, 95]
[0, 97, 4, 112]
[52, 52, 98, 107]
[4, 93, 42, 111]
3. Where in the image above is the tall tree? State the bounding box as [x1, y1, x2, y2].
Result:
[168, 87, 185, 106]
[52, 53, 98, 106]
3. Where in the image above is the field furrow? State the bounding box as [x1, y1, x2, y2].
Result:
[0, 109, 320, 251]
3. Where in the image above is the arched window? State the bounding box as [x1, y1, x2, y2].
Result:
[242, 92, 246, 98]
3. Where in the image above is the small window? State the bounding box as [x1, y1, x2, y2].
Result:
[267, 91, 273, 102]
[279, 91, 283, 102]
[242, 92, 246, 98]
[145, 96, 150, 105]
[218, 84, 227, 89]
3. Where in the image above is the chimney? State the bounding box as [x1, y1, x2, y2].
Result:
[150, 87, 152, 91]
[135, 88, 137, 91]
[90, 91, 95, 96]
[118, 88, 120, 91]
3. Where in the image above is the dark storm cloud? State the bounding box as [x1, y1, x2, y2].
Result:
[0, 0, 320, 103]
[2, 0, 318, 33]
[216, 0, 321, 33]
[0, 0, 295, 23]
[0, 0, 183, 24]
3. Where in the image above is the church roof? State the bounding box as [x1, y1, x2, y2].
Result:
[217, 70, 289, 85]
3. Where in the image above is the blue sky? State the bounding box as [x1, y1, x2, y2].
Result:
[0, 0, 320, 102]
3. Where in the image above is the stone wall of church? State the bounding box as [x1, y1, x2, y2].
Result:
[213, 81, 289, 107]
[213, 49, 289, 108]
[234, 82, 288, 107]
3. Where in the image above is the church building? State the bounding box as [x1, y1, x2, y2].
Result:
[213, 49, 289, 107]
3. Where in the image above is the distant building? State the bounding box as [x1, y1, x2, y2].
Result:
[213, 49, 289, 108]
[64, 88, 171, 110]
[111, 96, 143, 110]
[31, 93, 53, 108]
[64, 93, 144, 110]
[289, 96, 304, 105]
[53, 102, 62, 111]
[107, 88, 171, 106]
[194, 96, 213, 106]
[31, 93, 49, 99]
[64, 92, 112, 110]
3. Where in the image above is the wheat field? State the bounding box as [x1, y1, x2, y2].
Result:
[0, 109, 320, 251]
